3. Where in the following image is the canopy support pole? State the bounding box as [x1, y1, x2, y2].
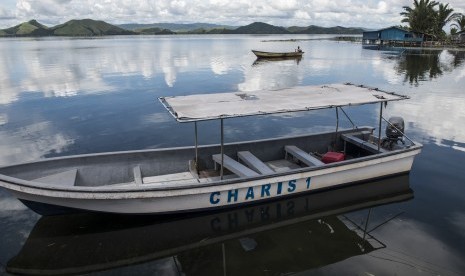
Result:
[220, 118, 224, 180]
[378, 102, 383, 152]
[339, 107, 358, 129]
[194, 122, 198, 171]
[334, 107, 339, 150]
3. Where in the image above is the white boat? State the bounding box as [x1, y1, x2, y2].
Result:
[6, 175, 412, 275]
[0, 83, 422, 215]
[252, 50, 304, 58]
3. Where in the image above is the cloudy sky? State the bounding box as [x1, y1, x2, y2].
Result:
[0, 0, 464, 29]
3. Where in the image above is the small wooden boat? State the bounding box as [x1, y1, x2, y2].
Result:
[252, 50, 304, 58]
[0, 83, 422, 215]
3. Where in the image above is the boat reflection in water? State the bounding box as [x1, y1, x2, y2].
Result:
[7, 174, 413, 275]
[252, 56, 302, 66]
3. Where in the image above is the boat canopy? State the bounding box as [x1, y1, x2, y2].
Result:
[160, 83, 409, 123]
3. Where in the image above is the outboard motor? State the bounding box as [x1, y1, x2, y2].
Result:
[386, 116, 404, 141]
[382, 116, 405, 149]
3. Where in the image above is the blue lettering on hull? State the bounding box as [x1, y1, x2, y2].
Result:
[209, 177, 312, 205]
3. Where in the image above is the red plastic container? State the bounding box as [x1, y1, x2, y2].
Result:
[322, 152, 345, 164]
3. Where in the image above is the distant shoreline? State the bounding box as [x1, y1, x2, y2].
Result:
[0, 19, 365, 37]
[263, 36, 465, 51]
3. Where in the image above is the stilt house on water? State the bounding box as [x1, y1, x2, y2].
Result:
[362, 26, 427, 47]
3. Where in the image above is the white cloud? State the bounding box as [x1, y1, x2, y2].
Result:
[1, 0, 464, 29]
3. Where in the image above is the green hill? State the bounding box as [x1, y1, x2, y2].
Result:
[120, 23, 235, 32]
[287, 26, 308, 33]
[135, 27, 175, 35]
[290, 25, 364, 34]
[232, 22, 290, 34]
[51, 19, 135, 36]
[1, 19, 50, 36]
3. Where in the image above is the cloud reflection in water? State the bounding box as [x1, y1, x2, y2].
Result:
[0, 121, 73, 166]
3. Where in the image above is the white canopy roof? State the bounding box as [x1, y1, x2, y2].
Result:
[160, 83, 408, 122]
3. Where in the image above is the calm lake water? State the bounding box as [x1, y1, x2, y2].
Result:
[0, 35, 465, 275]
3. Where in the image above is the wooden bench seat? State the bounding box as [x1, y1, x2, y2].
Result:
[341, 133, 387, 154]
[143, 172, 199, 185]
[237, 151, 274, 174]
[284, 145, 324, 167]
[212, 154, 260, 177]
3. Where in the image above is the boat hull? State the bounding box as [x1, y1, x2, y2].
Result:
[7, 175, 411, 275]
[252, 50, 304, 58]
[0, 146, 420, 215]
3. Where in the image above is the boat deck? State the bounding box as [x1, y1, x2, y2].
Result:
[29, 129, 390, 190]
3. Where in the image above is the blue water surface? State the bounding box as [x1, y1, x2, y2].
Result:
[0, 35, 465, 275]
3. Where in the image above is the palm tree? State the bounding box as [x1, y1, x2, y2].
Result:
[451, 14, 465, 32]
[434, 3, 460, 38]
[401, 0, 438, 34]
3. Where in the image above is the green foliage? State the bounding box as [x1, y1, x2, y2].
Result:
[400, 0, 463, 39]
[401, 0, 438, 34]
[451, 15, 465, 31]
[434, 3, 460, 39]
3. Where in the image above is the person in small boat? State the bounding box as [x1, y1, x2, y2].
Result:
[296, 46, 302, 52]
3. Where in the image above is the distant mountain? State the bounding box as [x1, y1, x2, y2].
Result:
[188, 28, 234, 34]
[1, 19, 50, 36]
[0, 19, 135, 36]
[0, 19, 365, 37]
[232, 22, 290, 34]
[51, 19, 135, 36]
[287, 26, 308, 33]
[135, 27, 175, 35]
[120, 23, 235, 32]
[290, 25, 365, 34]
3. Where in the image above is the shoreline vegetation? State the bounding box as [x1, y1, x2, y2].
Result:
[0, 19, 366, 37]
[264, 36, 465, 50]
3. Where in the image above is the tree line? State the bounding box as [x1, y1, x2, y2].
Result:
[401, 0, 464, 39]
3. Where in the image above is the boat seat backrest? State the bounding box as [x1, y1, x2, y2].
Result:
[212, 154, 260, 177]
[237, 151, 274, 175]
[285, 145, 324, 167]
[33, 169, 78, 186]
[133, 165, 142, 185]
